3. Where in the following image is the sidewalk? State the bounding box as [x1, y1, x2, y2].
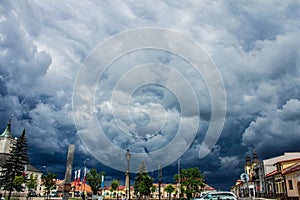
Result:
[238, 198, 276, 200]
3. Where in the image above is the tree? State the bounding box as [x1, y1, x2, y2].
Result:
[0, 129, 29, 200]
[134, 161, 153, 199]
[165, 184, 175, 200]
[26, 173, 38, 199]
[86, 168, 105, 195]
[174, 167, 205, 200]
[139, 175, 153, 198]
[13, 176, 26, 192]
[111, 179, 119, 199]
[150, 185, 156, 198]
[41, 172, 57, 200]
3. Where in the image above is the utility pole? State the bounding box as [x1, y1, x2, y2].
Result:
[158, 165, 162, 200]
[178, 159, 181, 198]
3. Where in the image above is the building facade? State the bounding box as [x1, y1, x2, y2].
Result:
[283, 161, 300, 200]
[231, 152, 300, 200]
[0, 117, 44, 196]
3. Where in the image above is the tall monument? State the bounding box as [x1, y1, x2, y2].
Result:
[63, 144, 75, 200]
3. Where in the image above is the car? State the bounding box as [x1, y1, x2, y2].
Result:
[29, 191, 38, 197]
[195, 191, 237, 200]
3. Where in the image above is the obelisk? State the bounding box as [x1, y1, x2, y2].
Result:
[63, 144, 75, 200]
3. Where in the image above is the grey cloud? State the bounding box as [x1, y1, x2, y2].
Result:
[1, 0, 300, 190]
[242, 99, 300, 156]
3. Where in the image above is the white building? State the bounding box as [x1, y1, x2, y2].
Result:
[0, 117, 44, 196]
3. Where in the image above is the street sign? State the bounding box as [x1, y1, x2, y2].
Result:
[240, 173, 249, 182]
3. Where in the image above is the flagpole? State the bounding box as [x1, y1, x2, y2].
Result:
[77, 169, 81, 199]
[74, 170, 78, 197]
[83, 158, 89, 200]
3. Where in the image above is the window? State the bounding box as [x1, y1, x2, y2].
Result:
[288, 180, 293, 190]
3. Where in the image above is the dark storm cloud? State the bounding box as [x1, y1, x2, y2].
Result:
[0, 0, 299, 189]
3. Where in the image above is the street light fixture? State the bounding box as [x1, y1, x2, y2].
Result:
[125, 149, 131, 200]
[158, 165, 162, 200]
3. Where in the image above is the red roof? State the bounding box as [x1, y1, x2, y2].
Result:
[71, 181, 92, 193]
[273, 157, 300, 165]
[265, 170, 279, 178]
[203, 184, 216, 191]
[235, 180, 244, 186]
[282, 162, 300, 175]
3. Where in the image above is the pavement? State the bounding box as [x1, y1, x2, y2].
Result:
[239, 198, 276, 200]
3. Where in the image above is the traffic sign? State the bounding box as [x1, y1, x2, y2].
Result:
[240, 173, 249, 182]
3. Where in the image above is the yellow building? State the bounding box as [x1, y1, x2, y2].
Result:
[282, 161, 300, 200]
[265, 158, 300, 199]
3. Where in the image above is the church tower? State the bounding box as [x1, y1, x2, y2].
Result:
[244, 154, 252, 175]
[0, 116, 14, 154]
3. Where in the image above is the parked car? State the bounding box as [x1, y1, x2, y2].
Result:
[29, 191, 38, 197]
[195, 191, 237, 200]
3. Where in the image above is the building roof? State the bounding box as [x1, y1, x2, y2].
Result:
[265, 170, 279, 178]
[282, 161, 300, 175]
[203, 184, 216, 191]
[0, 117, 12, 138]
[273, 157, 300, 166]
[71, 181, 92, 193]
[0, 153, 40, 173]
[27, 164, 40, 173]
[265, 160, 300, 177]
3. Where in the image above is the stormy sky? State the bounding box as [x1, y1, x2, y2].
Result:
[1, 1, 300, 190]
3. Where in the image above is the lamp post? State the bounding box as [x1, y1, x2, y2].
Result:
[125, 149, 131, 200]
[158, 165, 162, 200]
[178, 159, 181, 198]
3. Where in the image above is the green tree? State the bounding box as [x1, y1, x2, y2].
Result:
[165, 184, 175, 200]
[0, 129, 29, 200]
[86, 168, 105, 195]
[111, 179, 119, 199]
[139, 175, 153, 198]
[174, 167, 205, 200]
[26, 173, 38, 199]
[151, 185, 156, 198]
[13, 176, 26, 192]
[41, 172, 57, 200]
[134, 161, 153, 199]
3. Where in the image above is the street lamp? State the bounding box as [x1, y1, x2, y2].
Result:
[125, 149, 131, 200]
[158, 165, 162, 200]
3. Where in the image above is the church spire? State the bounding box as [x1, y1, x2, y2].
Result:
[0, 114, 13, 138]
[252, 149, 259, 164]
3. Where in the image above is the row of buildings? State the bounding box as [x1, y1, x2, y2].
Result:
[231, 151, 300, 200]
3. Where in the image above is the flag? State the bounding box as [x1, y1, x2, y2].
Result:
[74, 170, 77, 186]
[22, 165, 27, 177]
[101, 175, 104, 188]
[83, 167, 87, 184]
[77, 169, 81, 186]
